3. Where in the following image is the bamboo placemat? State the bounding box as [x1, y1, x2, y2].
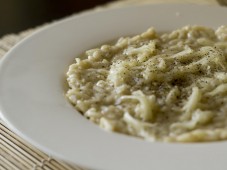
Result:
[0, 0, 221, 169]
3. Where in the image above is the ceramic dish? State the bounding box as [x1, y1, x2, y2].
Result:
[0, 4, 227, 170]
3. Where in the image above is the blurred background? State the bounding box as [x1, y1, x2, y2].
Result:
[0, 0, 116, 37]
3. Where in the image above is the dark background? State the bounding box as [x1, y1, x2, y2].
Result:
[0, 0, 115, 37]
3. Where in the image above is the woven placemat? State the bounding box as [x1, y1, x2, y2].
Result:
[0, 0, 220, 169]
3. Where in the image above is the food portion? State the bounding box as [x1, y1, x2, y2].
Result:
[66, 26, 227, 142]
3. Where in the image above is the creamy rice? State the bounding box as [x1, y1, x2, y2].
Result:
[66, 26, 227, 142]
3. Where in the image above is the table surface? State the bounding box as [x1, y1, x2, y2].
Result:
[0, 0, 222, 170]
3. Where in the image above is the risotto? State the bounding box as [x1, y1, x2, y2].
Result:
[66, 26, 227, 142]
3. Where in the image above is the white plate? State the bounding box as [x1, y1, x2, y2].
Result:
[0, 4, 227, 170]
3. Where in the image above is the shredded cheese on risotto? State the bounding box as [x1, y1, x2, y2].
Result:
[66, 26, 227, 142]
